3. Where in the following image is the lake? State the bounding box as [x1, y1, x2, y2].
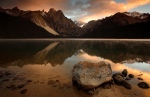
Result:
[0, 39, 150, 97]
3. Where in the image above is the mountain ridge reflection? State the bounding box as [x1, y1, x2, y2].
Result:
[0, 40, 150, 67]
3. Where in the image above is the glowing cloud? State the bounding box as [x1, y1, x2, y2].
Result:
[0, 0, 150, 22]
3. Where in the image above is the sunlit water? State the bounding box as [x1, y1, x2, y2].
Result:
[0, 39, 150, 97]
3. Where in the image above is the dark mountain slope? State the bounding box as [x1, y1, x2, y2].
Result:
[83, 12, 150, 38]
[0, 12, 55, 38]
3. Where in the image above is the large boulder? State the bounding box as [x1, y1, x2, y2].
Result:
[72, 61, 112, 90]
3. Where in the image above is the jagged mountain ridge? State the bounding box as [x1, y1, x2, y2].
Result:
[0, 7, 85, 37]
[83, 12, 150, 38]
[74, 20, 86, 27]
[0, 6, 150, 38]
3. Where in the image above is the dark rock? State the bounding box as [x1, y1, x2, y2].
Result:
[87, 89, 99, 95]
[7, 85, 16, 89]
[18, 84, 26, 89]
[128, 74, 134, 78]
[137, 74, 143, 76]
[72, 61, 112, 90]
[122, 80, 132, 89]
[55, 80, 60, 83]
[0, 71, 3, 78]
[47, 80, 55, 85]
[125, 77, 131, 80]
[7, 85, 17, 90]
[27, 80, 32, 83]
[87, 90, 95, 95]
[122, 69, 128, 77]
[112, 73, 132, 89]
[20, 89, 27, 94]
[102, 82, 111, 89]
[113, 73, 124, 78]
[137, 77, 143, 80]
[52, 85, 57, 87]
[113, 74, 124, 84]
[5, 72, 11, 75]
[2, 79, 9, 82]
[138, 82, 150, 89]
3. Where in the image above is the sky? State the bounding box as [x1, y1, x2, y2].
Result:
[0, 0, 150, 23]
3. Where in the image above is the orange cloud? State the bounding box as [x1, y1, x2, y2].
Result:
[126, 0, 150, 9]
[78, 0, 150, 22]
[0, 0, 150, 22]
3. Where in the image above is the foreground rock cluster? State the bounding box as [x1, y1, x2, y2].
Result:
[72, 61, 150, 95]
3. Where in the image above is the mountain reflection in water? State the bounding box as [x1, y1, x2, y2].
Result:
[0, 40, 150, 97]
[1, 40, 150, 67]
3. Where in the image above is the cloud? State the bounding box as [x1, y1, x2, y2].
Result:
[0, 0, 150, 22]
[76, 0, 150, 22]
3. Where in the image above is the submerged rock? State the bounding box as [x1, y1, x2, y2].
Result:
[122, 80, 132, 89]
[138, 82, 150, 89]
[125, 77, 131, 80]
[20, 89, 27, 94]
[0, 71, 3, 78]
[128, 74, 134, 78]
[113, 74, 124, 84]
[72, 61, 112, 90]
[137, 77, 143, 80]
[112, 73, 132, 89]
[122, 69, 128, 77]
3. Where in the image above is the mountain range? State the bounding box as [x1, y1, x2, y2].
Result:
[0, 7, 150, 38]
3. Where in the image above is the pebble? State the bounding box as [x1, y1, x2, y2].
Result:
[128, 74, 134, 78]
[137, 77, 143, 80]
[47, 80, 55, 85]
[138, 82, 150, 89]
[20, 89, 27, 94]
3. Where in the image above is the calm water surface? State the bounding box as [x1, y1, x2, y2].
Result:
[0, 39, 150, 97]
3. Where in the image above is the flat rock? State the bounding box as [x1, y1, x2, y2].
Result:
[72, 61, 112, 90]
[138, 82, 150, 89]
[137, 77, 143, 80]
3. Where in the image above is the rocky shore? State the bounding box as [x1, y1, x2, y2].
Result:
[72, 60, 150, 95]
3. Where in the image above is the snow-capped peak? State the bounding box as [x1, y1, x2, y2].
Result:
[74, 20, 86, 27]
[123, 12, 148, 19]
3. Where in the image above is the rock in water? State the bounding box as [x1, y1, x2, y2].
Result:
[72, 61, 112, 90]
[122, 80, 132, 89]
[112, 73, 132, 89]
[122, 69, 128, 77]
[0, 71, 3, 78]
[113, 74, 124, 84]
[128, 74, 134, 78]
[138, 82, 150, 89]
